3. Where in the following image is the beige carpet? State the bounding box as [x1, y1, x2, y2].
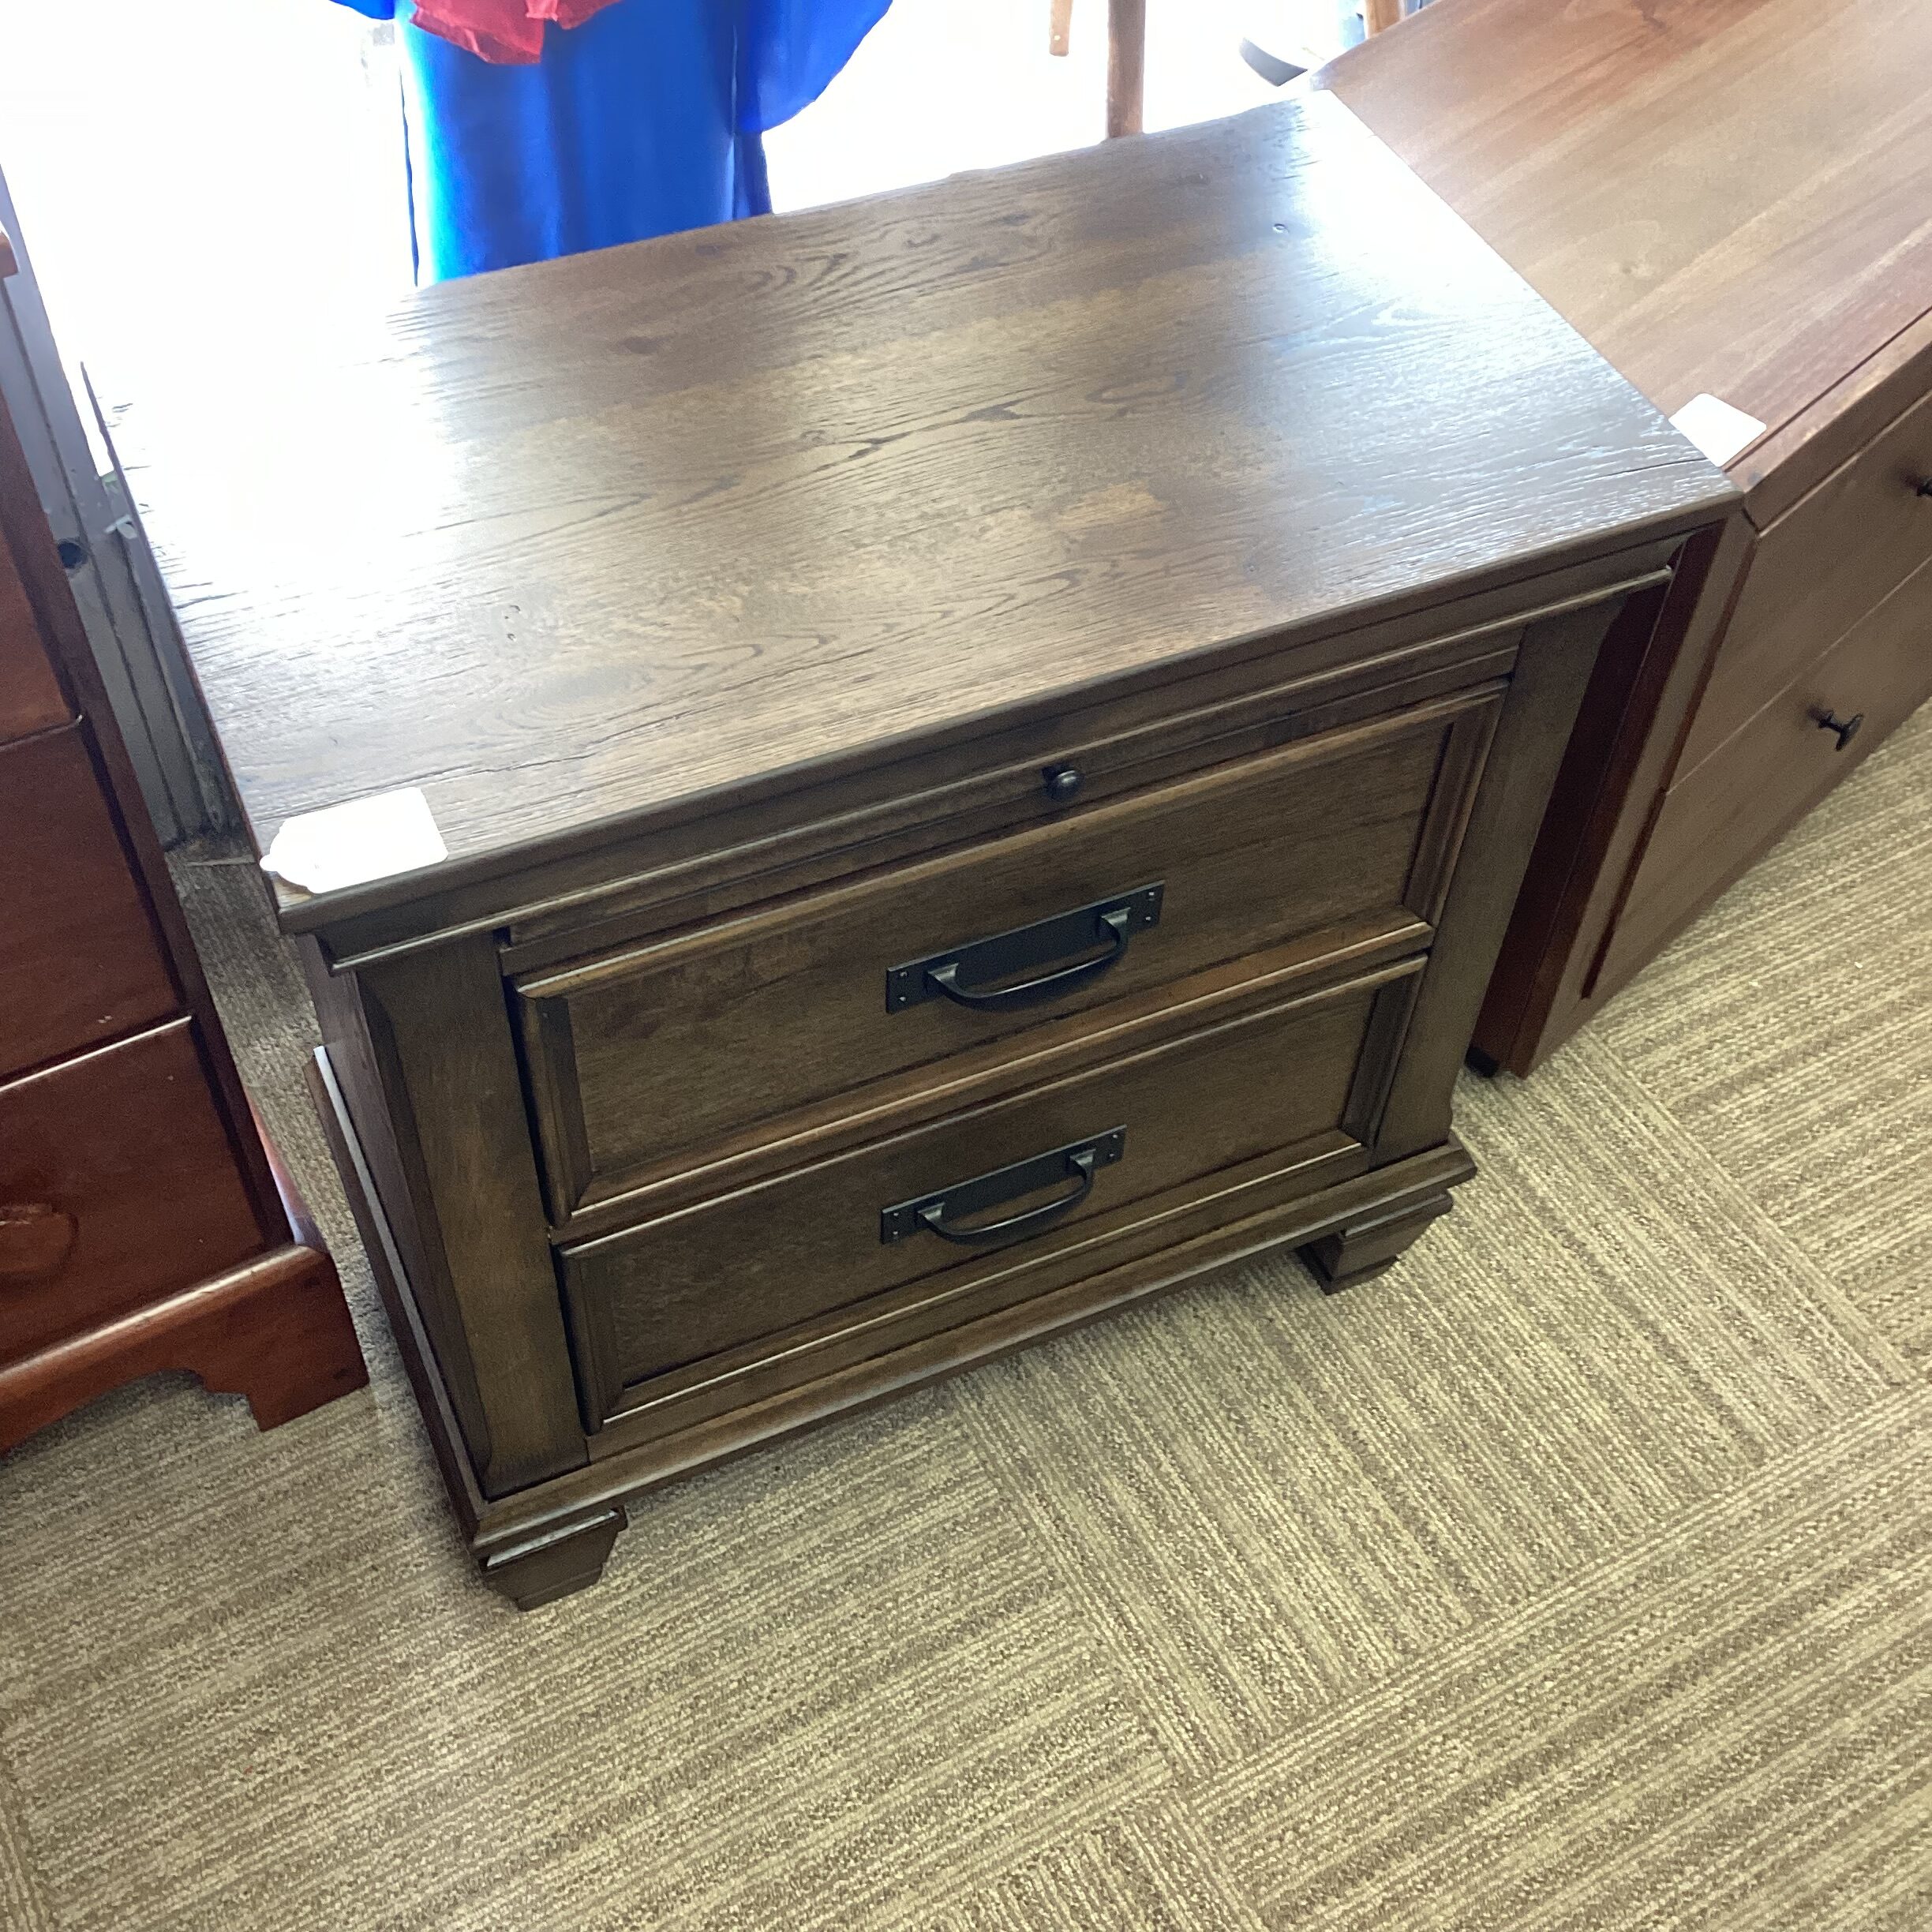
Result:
[2, 707, 1928, 1931]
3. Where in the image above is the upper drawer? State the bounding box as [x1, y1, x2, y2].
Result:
[0, 539, 69, 747]
[1680, 381, 1932, 773]
[517, 684, 1502, 1216]
[0, 1020, 266, 1363]
[0, 724, 178, 1081]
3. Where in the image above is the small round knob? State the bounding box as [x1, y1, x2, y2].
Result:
[1042, 762, 1084, 803]
[1917, 477, 1932, 498]
[1813, 709, 1864, 752]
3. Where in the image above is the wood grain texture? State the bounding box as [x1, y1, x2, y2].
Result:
[0, 1206, 77, 1284]
[478, 1510, 626, 1612]
[1737, 316, 1932, 525]
[0, 1020, 267, 1363]
[119, 91, 1727, 934]
[0, 725, 178, 1081]
[306, 1044, 491, 1543]
[556, 1133, 1466, 1503]
[519, 688, 1496, 1212]
[552, 918, 1431, 1252]
[309, 1017, 1477, 1591]
[140, 96, 1725, 1599]
[1318, 0, 1932, 496]
[0, 328, 366, 1460]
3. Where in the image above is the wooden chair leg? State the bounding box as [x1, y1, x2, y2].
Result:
[1364, 0, 1404, 34]
[1050, 0, 1073, 57]
[1107, 0, 1146, 137]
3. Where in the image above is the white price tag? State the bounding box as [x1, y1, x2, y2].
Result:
[260, 787, 448, 894]
[1669, 392, 1767, 469]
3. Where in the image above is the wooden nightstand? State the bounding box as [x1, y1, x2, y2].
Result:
[122, 95, 1732, 1604]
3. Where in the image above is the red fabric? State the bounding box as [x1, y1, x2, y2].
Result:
[407, 0, 619, 65]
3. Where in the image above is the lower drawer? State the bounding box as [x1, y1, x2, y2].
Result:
[1601, 549, 1932, 992]
[560, 956, 1421, 1427]
[0, 1020, 266, 1362]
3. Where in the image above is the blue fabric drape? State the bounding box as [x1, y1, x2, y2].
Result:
[335, 0, 889, 283]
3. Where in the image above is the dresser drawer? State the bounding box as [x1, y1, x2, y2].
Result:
[1681, 383, 1932, 773]
[519, 687, 1500, 1215]
[0, 725, 180, 1081]
[559, 957, 1418, 1426]
[1601, 549, 1932, 993]
[0, 1020, 267, 1362]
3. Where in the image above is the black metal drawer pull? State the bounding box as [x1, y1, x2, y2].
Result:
[1813, 707, 1864, 751]
[880, 1128, 1126, 1248]
[886, 885, 1163, 1014]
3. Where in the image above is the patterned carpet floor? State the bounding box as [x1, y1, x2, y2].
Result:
[2, 706, 1927, 1930]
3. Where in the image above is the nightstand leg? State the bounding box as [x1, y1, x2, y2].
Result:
[1301, 1189, 1455, 1294]
[478, 1508, 627, 1611]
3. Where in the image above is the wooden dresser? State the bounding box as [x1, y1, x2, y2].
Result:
[121, 95, 1733, 1605]
[0, 245, 367, 1453]
[1320, 0, 1932, 1073]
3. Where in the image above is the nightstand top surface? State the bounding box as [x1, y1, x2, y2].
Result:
[124, 90, 1731, 930]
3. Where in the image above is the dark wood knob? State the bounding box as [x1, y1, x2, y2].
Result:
[0, 1204, 77, 1283]
[1813, 709, 1864, 751]
[1917, 477, 1932, 498]
[1042, 762, 1084, 803]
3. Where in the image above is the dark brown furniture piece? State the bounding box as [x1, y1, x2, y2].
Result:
[1320, 0, 1932, 1073]
[0, 229, 367, 1455]
[1049, 0, 1148, 138]
[122, 96, 1732, 1605]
